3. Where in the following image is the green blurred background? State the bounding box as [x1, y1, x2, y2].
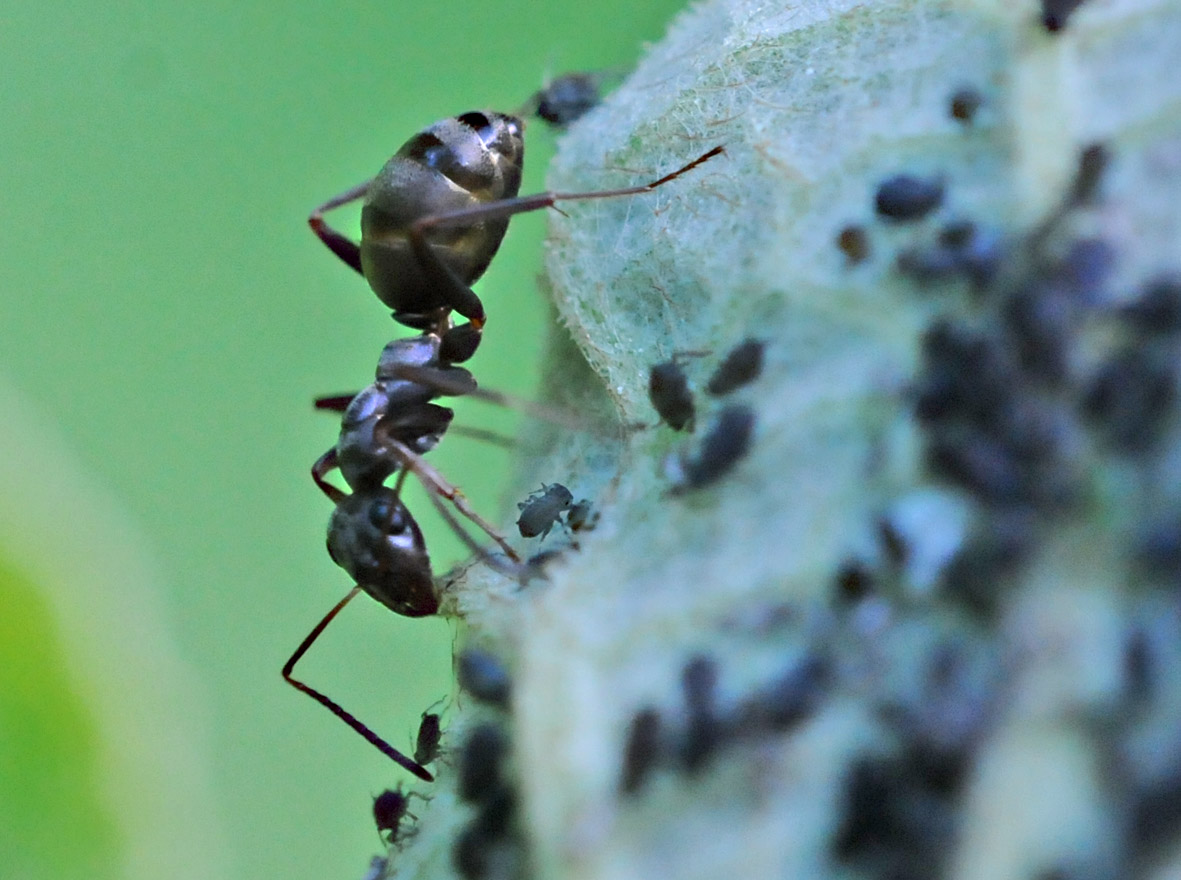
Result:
[0, 1, 685, 877]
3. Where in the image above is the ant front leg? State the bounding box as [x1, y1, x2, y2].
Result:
[388, 438, 521, 563]
[308, 180, 372, 275]
[282, 585, 434, 782]
[312, 448, 346, 503]
[407, 145, 725, 325]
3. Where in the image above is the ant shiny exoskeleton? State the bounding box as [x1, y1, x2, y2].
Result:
[287, 94, 724, 781]
[308, 107, 722, 361]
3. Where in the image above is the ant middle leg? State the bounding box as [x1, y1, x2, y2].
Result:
[406, 145, 726, 324]
[308, 179, 371, 275]
[387, 438, 522, 564]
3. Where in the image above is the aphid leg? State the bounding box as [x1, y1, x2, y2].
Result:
[311, 448, 346, 503]
[282, 585, 434, 782]
[407, 146, 725, 322]
[308, 180, 371, 275]
[389, 438, 522, 563]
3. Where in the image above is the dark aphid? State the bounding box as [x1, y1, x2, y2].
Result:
[837, 224, 871, 264]
[926, 434, 1028, 504]
[415, 710, 443, 767]
[565, 498, 599, 533]
[528, 72, 602, 127]
[373, 787, 416, 843]
[458, 648, 512, 708]
[681, 654, 722, 772]
[738, 653, 831, 734]
[1082, 348, 1176, 453]
[620, 707, 663, 796]
[1121, 276, 1181, 337]
[706, 338, 765, 396]
[649, 359, 696, 430]
[1041, 0, 1087, 32]
[874, 174, 945, 222]
[668, 404, 756, 491]
[834, 558, 876, 602]
[949, 87, 983, 124]
[518, 548, 569, 585]
[458, 723, 509, 804]
[516, 483, 574, 539]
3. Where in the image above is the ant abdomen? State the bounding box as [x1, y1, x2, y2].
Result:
[360, 113, 526, 321]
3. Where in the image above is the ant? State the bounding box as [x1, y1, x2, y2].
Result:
[287, 94, 724, 780]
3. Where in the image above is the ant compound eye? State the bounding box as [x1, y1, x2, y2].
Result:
[457, 111, 493, 136]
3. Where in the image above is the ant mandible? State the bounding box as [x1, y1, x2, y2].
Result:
[286, 91, 724, 781]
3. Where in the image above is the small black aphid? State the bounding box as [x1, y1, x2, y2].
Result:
[671, 404, 756, 491]
[458, 648, 512, 708]
[874, 174, 945, 222]
[415, 710, 443, 767]
[620, 707, 663, 796]
[739, 654, 831, 734]
[373, 787, 414, 841]
[1082, 348, 1176, 453]
[681, 654, 722, 772]
[516, 483, 574, 539]
[834, 558, 876, 602]
[836, 224, 871, 264]
[949, 87, 983, 124]
[649, 360, 696, 431]
[1121, 277, 1181, 337]
[458, 723, 509, 803]
[707, 338, 766, 396]
[531, 72, 601, 126]
[1041, 0, 1086, 32]
[565, 498, 599, 533]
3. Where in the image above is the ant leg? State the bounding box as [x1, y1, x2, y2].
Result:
[420, 487, 523, 579]
[283, 585, 434, 782]
[308, 180, 372, 275]
[388, 438, 521, 563]
[312, 449, 346, 503]
[315, 394, 356, 413]
[389, 363, 617, 437]
[407, 145, 725, 321]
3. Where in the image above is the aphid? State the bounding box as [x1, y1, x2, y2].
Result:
[516, 482, 574, 539]
[648, 359, 696, 431]
[836, 224, 871, 264]
[518, 548, 568, 585]
[309, 115, 722, 360]
[565, 498, 599, 533]
[458, 723, 509, 803]
[457, 648, 512, 708]
[1120, 276, 1181, 337]
[681, 654, 722, 772]
[524, 71, 602, 127]
[1082, 347, 1176, 453]
[373, 787, 416, 844]
[949, 87, 983, 124]
[874, 173, 945, 222]
[1041, 0, 1086, 32]
[897, 221, 1002, 287]
[706, 338, 765, 396]
[620, 707, 663, 796]
[666, 404, 756, 492]
[415, 709, 443, 767]
[739, 654, 831, 732]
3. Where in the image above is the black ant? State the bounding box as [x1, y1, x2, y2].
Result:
[285, 95, 723, 781]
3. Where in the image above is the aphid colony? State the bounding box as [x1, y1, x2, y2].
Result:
[645, 338, 764, 492]
[286, 75, 722, 783]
